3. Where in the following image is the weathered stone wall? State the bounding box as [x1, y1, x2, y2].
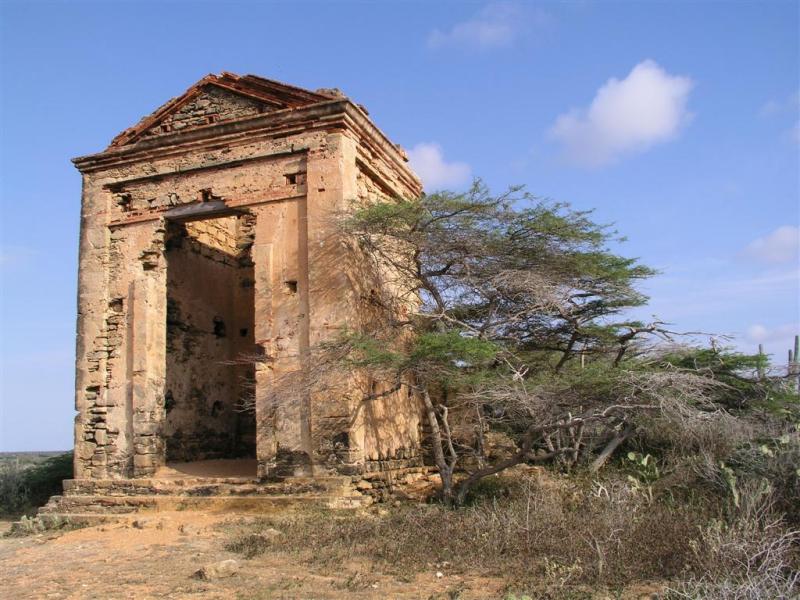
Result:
[73, 80, 424, 480]
[250, 197, 306, 475]
[75, 135, 312, 478]
[110, 154, 307, 216]
[73, 193, 169, 479]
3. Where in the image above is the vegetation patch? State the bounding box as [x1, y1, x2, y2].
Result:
[223, 471, 798, 597]
[224, 532, 273, 559]
[0, 452, 72, 516]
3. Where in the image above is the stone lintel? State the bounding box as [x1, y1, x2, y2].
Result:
[108, 194, 307, 229]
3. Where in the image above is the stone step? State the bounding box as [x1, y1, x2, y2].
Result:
[39, 513, 128, 527]
[40, 492, 369, 516]
[61, 476, 356, 498]
[10, 512, 129, 533]
[38, 495, 370, 517]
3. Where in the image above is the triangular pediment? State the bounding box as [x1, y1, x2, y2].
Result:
[139, 86, 270, 138]
[109, 72, 342, 148]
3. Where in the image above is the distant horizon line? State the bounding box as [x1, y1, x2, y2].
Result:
[0, 450, 71, 455]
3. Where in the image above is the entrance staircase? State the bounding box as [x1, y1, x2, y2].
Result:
[37, 475, 370, 526]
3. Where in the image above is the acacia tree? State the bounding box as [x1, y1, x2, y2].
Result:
[323, 180, 688, 503]
[233, 181, 787, 504]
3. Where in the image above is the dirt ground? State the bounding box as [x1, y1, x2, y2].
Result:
[0, 510, 666, 600]
[0, 512, 512, 600]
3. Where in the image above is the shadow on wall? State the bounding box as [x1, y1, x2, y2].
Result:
[305, 205, 424, 470]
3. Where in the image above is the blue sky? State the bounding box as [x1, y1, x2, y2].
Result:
[1, 0, 798, 451]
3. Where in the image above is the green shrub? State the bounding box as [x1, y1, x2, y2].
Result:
[0, 452, 72, 516]
[0, 462, 29, 515]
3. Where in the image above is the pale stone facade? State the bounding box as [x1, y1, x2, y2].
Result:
[72, 73, 424, 481]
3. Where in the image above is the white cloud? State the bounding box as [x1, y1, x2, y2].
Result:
[746, 323, 798, 345]
[745, 323, 798, 359]
[759, 90, 800, 118]
[427, 2, 528, 50]
[759, 99, 783, 117]
[549, 60, 694, 167]
[407, 143, 472, 190]
[758, 91, 800, 143]
[628, 265, 798, 356]
[742, 225, 800, 265]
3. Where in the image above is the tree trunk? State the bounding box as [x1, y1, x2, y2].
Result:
[421, 387, 454, 502]
[555, 332, 579, 373]
[454, 452, 525, 505]
[589, 423, 634, 473]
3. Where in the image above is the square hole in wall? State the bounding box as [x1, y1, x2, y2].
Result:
[284, 172, 306, 186]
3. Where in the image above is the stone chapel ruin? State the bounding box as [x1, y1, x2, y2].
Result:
[69, 73, 425, 488]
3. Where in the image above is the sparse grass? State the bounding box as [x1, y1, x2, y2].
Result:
[222, 472, 790, 595]
[224, 532, 273, 558]
[5, 513, 87, 537]
[664, 481, 799, 600]
[220, 469, 798, 597]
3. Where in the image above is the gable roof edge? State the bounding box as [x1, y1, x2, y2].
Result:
[107, 73, 338, 149]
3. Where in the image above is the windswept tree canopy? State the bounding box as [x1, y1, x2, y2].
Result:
[279, 180, 795, 506]
[345, 180, 657, 367]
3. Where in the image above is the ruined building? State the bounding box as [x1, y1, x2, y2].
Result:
[70, 73, 424, 484]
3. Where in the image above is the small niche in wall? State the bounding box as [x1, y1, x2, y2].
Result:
[284, 280, 298, 295]
[164, 390, 175, 413]
[332, 431, 350, 450]
[284, 172, 306, 186]
[114, 193, 132, 212]
[212, 316, 227, 338]
[108, 297, 124, 313]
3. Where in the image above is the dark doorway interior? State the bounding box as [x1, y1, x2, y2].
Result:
[163, 212, 256, 468]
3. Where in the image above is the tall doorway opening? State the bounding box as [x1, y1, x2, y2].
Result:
[162, 211, 257, 477]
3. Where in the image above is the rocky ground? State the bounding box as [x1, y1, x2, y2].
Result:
[0, 510, 664, 600]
